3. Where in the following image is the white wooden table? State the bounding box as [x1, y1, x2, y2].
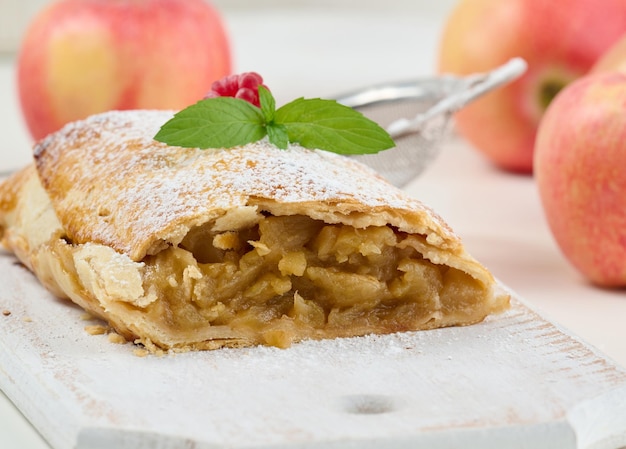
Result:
[1, 2, 625, 448]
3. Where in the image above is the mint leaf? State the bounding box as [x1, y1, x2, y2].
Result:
[267, 123, 288, 149]
[153, 78, 396, 156]
[274, 98, 395, 155]
[258, 85, 275, 123]
[260, 86, 288, 148]
[154, 97, 266, 149]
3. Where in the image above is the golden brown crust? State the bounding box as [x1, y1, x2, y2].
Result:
[0, 166, 32, 215]
[33, 110, 461, 262]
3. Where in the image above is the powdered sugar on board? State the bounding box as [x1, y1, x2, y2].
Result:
[1, 251, 626, 449]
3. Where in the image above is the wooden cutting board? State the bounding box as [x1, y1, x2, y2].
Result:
[1, 250, 626, 449]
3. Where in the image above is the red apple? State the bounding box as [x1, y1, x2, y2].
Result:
[534, 72, 626, 287]
[17, 0, 231, 141]
[438, 0, 626, 173]
[592, 33, 626, 74]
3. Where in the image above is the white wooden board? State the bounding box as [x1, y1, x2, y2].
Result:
[1, 250, 626, 449]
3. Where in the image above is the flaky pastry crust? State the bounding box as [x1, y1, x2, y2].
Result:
[0, 110, 509, 351]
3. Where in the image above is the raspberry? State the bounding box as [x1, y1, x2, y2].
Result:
[204, 72, 268, 107]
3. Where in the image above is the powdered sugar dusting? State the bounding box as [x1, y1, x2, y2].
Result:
[34, 110, 458, 260]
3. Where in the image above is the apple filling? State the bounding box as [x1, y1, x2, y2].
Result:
[132, 214, 491, 348]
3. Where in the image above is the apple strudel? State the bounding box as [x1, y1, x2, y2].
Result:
[0, 110, 509, 351]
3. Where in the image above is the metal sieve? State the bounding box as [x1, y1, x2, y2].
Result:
[337, 58, 527, 187]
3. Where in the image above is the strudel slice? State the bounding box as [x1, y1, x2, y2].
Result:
[0, 110, 509, 350]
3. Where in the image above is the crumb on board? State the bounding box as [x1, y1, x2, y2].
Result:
[22, 316, 32, 323]
[133, 338, 165, 357]
[83, 323, 129, 346]
[133, 348, 150, 357]
[2, 310, 10, 316]
[107, 332, 127, 345]
[80, 320, 166, 355]
[84, 324, 108, 335]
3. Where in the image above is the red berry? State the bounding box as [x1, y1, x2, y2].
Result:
[204, 72, 268, 107]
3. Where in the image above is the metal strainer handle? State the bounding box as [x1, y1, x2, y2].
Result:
[386, 58, 527, 138]
[336, 58, 527, 187]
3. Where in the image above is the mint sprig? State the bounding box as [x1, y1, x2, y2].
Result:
[154, 86, 395, 155]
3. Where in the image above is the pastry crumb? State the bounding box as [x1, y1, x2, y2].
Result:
[2, 310, 10, 316]
[170, 346, 192, 354]
[22, 316, 32, 323]
[134, 337, 165, 356]
[84, 324, 108, 335]
[107, 332, 127, 345]
[133, 348, 150, 357]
